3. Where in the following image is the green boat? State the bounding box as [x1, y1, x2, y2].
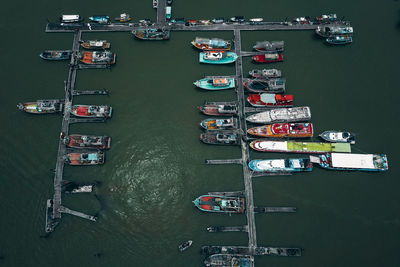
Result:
[193, 76, 235, 90]
[250, 140, 351, 154]
[199, 51, 238, 64]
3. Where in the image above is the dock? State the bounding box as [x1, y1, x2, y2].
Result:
[201, 245, 302, 256]
[207, 225, 248, 233]
[69, 118, 107, 124]
[254, 207, 297, 213]
[205, 159, 243, 165]
[72, 89, 109, 96]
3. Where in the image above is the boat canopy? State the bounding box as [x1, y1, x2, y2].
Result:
[257, 159, 286, 169]
[260, 93, 277, 104]
[330, 153, 375, 169]
[87, 153, 98, 161]
[62, 15, 80, 21]
[256, 141, 288, 151]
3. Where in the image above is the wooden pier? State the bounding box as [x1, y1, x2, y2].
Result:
[72, 89, 109, 96]
[254, 207, 297, 213]
[201, 245, 302, 256]
[207, 225, 249, 233]
[205, 159, 243, 165]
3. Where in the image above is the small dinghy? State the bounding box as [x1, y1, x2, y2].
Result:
[178, 240, 193, 252]
[319, 130, 355, 144]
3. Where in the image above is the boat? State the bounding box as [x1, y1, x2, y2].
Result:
[138, 19, 152, 25]
[326, 36, 353, 45]
[200, 131, 239, 145]
[133, 28, 170, 40]
[153, 0, 158, 8]
[65, 151, 105, 166]
[246, 106, 311, 124]
[249, 69, 282, 78]
[167, 0, 173, 6]
[200, 117, 238, 130]
[247, 93, 293, 107]
[247, 123, 313, 138]
[249, 140, 351, 154]
[114, 13, 131, 22]
[17, 99, 64, 114]
[249, 158, 313, 172]
[64, 134, 111, 150]
[70, 105, 112, 118]
[310, 153, 389, 171]
[199, 102, 237, 116]
[80, 51, 116, 65]
[191, 37, 231, 50]
[89, 15, 110, 24]
[199, 51, 238, 64]
[292, 16, 310, 24]
[252, 53, 284, 63]
[204, 254, 254, 267]
[178, 240, 192, 252]
[315, 14, 337, 24]
[192, 195, 245, 213]
[244, 78, 286, 93]
[315, 26, 353, 37]
[194, 76, 235, 90]
[166, 6, 171, 19]
[60, 15, 83, 23]
[80, 40, 110, 50]
[39, 50, 71, 60]
[250, 18, 263, 24]
[199, 20, 211, 25]
[230, 16, 245, 23]
[253, 41, 284, 53]
[319, 130, 355, 144]
[212, 17, 224, 24]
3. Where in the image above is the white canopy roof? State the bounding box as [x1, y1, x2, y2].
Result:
[331, 153, 375, 169]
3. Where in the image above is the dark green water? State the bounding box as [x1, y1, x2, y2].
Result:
[1, 0, 400, 266]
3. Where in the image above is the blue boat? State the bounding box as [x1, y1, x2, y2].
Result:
[326, 36, 353, 45]
[89, 15, 110, 24]
[193, 76, 235, 90]
[249, 158, 313, 173]
[199, 51, 238, 64]
[39, 50, 72, 60]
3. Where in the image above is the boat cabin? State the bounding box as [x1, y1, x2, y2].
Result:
[212, 78, 230, 87]
[61, 15, 82, 23]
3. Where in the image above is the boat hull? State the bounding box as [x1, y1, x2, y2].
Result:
[252, 54, 284, 63]
[249, 140, 351, 154]
[313, 153, 388, 171]
[249, 69, 282, 78]
[199, 52, 238, 64]
[193, 195, 245, 213]
[65, 135, 111, 150]
[133, 29, 170, 40]
[194, 77, 235, 90]
[247, 123, 313, 138]
[70, 105, 112, 118]
[247, 94, 293, 107]
[319, 131, 355, 144]
[200, 117, 238, 130]
[66, 152, 105, 165]
[199, 104, 237, 116]
[249, 158, 313, 172]
[200, 131, 239, 145]
[246, 107, 311, 124]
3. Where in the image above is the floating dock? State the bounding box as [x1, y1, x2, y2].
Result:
[207, 225, 249, 233]
[201, 245, 302, 256]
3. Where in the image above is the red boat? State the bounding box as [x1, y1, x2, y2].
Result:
[252, 53, 284, 63]
[64, 134, 111, 150]
[70, 105, 112, 118]
[247, 93, 293, 107]
[247, 123, 313, 138]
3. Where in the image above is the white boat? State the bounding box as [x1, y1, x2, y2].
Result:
[310, 153, 389, 171]
[60, 15, 83, 23]
[153, 0, 158, 8]
[246, 107, 311, 124]
[250, 18, 263, 24]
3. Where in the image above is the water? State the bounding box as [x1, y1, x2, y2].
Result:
[1, 0, 400, 266]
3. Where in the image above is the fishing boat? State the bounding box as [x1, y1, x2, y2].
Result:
[178, 240, 192, 252]
[114, 13, 131, 22]
[310, 153, 389, 171]
[292, 16, 310, 24]
[200, 131, 239, 145]
[89, 15, 110, 24]
[326, 36, 353, 45]
[17, 99, 64, 114]
[70, 105, 112, 118]
[200, 117, 238, 130]
[230, 16, 245, 23]
[253, 41, 284, 53]
[212, 17, 224, 24]
[252, 53, 284, 63]
[153, 0, 158, 8]
[133, 28, 170, 40]
[315, 14, 337, 24]
[65, 151, 105, 166]
[199, 51, 238, 64]
[249, 140, 351, 153]
[194, 76, 235, 90]
[315, 26, 353, 37]
[191, 37, 231, 50]
[199, 20, 211, 25]
[250, 18, 263, 24]
[247, 123, 313, 138]
[249, 158, 313, 172]
[64, 135, 111, 150]
[193, 195, 245, 213]
[249, 69, 281, 78]
[80, 51, 116, 65]
[244, 78, 286, 93]
[199, 102, 237, 116]
[247, 93, 293, 107]
[39, 50, 71, 60]
[204, 254, 254, 267]
[60, 15, 83, 23]
[80, 40, 110, 50]
[319, 130, 355, 144]
[246, 106, 311, 124]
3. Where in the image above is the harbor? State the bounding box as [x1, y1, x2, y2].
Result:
[3, 0, 398, 266]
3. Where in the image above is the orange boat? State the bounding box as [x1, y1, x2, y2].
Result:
[247, 123, 313, 138]
[80, 51, 116, 65]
